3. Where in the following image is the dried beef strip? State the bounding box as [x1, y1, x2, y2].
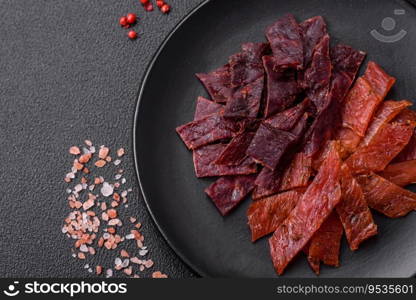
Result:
[393, 110, 416, 162]
[265, 14, 304, 70]
[346, 122, 415, 175]
[224, 76, 264, 119]
[193, 144, 257, 178]
[263, 56, 300, 117]
[356, 173, 416, 218]
[303, 45, 366, 156]
[247, 189, 304, 242]
[341, 77, 381, 137]
[229, 42, 269, 87]
[300, 16, 328, 69]
[264, 98, 310, 131]
[252, 117, 310, 199]
[306, 212, 344, 275]
[194, 96, 224, 121]
[341, 62, 395, 137]
[337, 164, 377, 251]
[379, 160, 416, 187]
[362, 61, 396, 100]
[279, 152, 312, 192]
[252, 167, 283, 200]
[246, 123, 297, 170]
[196, 64, 233, 103]
[205, 175, 256, 216]
[176, 112, 240, 150]
[269, 142, 342, 275]
[359, 100, 411, 147]
[303, 34, 332, 111]
[215, 131, 256, 166]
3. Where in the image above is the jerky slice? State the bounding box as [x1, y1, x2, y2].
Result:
[263, 56, 300, 117]
[279, 152, 312, 192]
[269, 142, 342, 275]
[394, 110, 416, 162]
[304, 34, 332, 111]
[346, 122, 415, 174]
[379, 160, 416, 187]
[196, 64, 233, 103]
[176, 112, 239, 150]
[336, 164, 377, 251]
[229, 42, 269, 87]
[194, 97, 224, 121]
[360, 100, 411, 147]
[303, 45, 366, 156]
[306, 212, 344, 275]
[342, 62, 395, 137]
[205, 175, 256, 216]
[264, 99, 309, 131]
[247, 123, 297, 170]
[357, 173, 416, 218]
[247, 189, 304, 242]
[252, 118, 310, 199]
[300, 16, 328, 68]
[224, 76, 264, 119]
[341, 77, 381, 137]
[363, 61, 396, 100]
[215, 131, 256, 166]
[193, 144, 257, 178]
[266, 14, 304, 70]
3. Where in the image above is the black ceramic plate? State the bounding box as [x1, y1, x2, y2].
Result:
[134, 0, 416, 277]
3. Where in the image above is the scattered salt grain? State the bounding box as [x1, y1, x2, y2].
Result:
[114, 159, 121, 166]
[106, 269, 113, 278]
[101, 182, 114, 197]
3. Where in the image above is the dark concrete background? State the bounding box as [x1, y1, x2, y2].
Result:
[0, 0, 204, 278]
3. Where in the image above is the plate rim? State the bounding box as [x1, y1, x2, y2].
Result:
[132, 0, 416, 278]
[133, 0, 211, 278]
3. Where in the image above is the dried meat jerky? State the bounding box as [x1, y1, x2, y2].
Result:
[290, 113, 309, 137]
[395, 133, 416, 162]
[264, 98, 310, 131]
[303, 34, 332, 111]
[337, 164, 377, 251]
[196, 65, 233, 103]
[269, 142, 342, 275]
[300, 16, 328, 69]
[193, 144, 257, 178]
[363, 61, 396, 100]
[176, 112, 240, 150]
[263, 56, 300, 117]
[247, 123, 297, 170]
[266, 14, 304, 70]
[279, 152, 312, 192]
[393, 110, 416, 162]
[341, 77, 382, 137]
[357, 173, 416, 218]
[205, 175, 256, 216]
[194, 96, 224, 121]
[303, 45, 366, 156]
[229, 42, 269, 87]
[252, 166, 283, 200]
[224, 76, 264, 119]
[247, 189, 304, 242]
[346, 122, 415, 174]
[341, 62, 395, 137]
[215, 131, 256, 166]
[252, 117, 309, 199]
[379, 160, 416, 187]
[306, 212, 343, 274]
[335, 127, 362, 158]
[360, 100, 411, 147]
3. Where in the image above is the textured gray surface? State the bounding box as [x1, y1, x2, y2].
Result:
[0, 0, 203, 278]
